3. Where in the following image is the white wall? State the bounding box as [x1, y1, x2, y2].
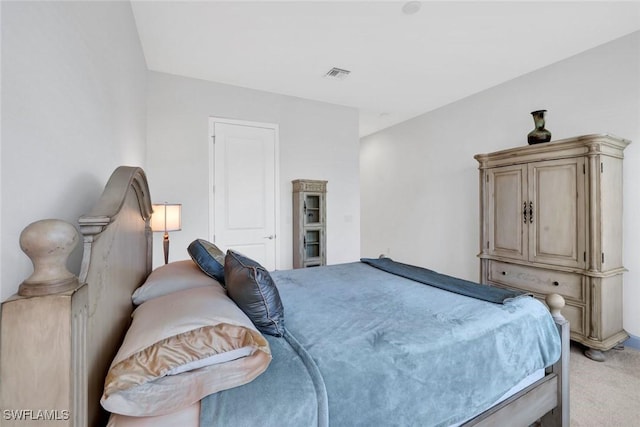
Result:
[1, 1, 148, 300]
[146, 71, 360, 270]
[361, 32, 640, 337]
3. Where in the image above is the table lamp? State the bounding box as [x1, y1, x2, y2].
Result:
[151, 202, 182, 264]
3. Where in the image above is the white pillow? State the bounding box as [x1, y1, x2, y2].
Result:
[102, 285, 272, 417]
[131, 260, 220, 305]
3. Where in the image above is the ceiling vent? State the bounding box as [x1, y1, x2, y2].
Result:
[324, 67, 351, 80]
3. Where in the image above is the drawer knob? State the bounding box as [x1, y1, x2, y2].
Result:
[553, 281, 560, 286]
[501, 271, 507, 275]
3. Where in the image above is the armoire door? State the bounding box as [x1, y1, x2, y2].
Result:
[486, 164, 528, 261]
[528, 157, 586, 268]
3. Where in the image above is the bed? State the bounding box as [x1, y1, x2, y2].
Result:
[0, 166, 569, 427]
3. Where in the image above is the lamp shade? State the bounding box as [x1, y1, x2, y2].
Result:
[151, 203, 182, 232]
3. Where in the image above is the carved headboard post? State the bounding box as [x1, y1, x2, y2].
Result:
[0, 220, 88, 427]
[1, 166, 153, 427]
[18, 219, 80, 297]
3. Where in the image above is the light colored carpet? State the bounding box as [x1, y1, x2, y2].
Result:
[570, 342, 640, 426]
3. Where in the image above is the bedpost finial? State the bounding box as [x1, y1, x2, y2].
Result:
[18, 219, 80, 297]
[545, 293, 566, 322]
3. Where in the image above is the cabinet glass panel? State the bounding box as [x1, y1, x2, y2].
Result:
[305, 230, 321, 258]
[304, 195, 321, 224]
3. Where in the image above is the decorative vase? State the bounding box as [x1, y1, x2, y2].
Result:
[527, 110, 552, 145]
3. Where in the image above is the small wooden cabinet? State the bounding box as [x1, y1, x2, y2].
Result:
[293, 179, 327, 268]
[475, 134, 630, 360]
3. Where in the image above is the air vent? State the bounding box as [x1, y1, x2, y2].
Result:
[324, 67, 351, 80]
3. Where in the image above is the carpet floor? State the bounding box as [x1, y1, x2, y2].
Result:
[570, 342, 640, 426]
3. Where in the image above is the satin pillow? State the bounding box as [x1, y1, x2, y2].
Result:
[224, 250, 285, 337]
[131, 260, 220, 305]
[101, 285, 271, 417]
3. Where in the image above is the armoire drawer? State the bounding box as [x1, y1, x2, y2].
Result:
[488, 279, 587, 337]
[488, 261, 584, 302]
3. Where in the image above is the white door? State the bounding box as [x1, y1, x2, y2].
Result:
[211, 120, 278, 270]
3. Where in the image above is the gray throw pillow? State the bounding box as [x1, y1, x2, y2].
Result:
[188, 239, 226, 284]
[224, 250, 285, 337]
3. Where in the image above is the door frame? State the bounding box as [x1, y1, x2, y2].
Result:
[208, 117, 281, 269]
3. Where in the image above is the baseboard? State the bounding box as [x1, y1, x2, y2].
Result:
[624, 334, 640, 350]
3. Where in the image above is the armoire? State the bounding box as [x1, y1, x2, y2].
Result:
[475, 134, 630, 361]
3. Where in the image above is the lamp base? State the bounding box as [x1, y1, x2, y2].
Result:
[163, 232, 170, 264]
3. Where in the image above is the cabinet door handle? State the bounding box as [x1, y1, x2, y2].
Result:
[523, 202, 528, 223]
[303, 236, 307, 249]
[529, 201, 534, 223]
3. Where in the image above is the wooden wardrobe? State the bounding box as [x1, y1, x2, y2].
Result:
[475, 134, 629, 361]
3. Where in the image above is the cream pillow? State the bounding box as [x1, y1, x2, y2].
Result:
[131, 260, 220, 305]
[102, 285, 271, 417]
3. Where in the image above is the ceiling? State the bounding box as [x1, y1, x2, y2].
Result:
[131, 1, 640, 137]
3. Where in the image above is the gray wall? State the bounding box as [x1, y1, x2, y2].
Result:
[146, 71, 360, 269]
[1, 1, 148, 299]
[361, 32, 640, 336]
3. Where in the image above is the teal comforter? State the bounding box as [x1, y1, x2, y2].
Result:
[200, 262, 561, 426]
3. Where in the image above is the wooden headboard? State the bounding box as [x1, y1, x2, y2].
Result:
[0, 166, 153, 427]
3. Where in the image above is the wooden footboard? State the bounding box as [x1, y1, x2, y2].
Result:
[464, 294, 570, 427]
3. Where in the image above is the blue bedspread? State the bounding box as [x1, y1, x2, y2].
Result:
[361, 257, 525, 303]
[200, 262, 561, 426]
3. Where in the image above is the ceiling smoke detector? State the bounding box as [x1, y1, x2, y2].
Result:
[324, 67, 351, 80]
